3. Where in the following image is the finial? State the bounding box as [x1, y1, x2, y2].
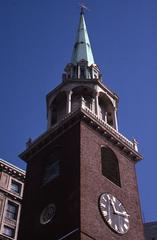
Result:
[132, 138, 138, 152]
[26, 137, 32, 148]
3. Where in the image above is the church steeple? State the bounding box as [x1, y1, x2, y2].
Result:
[18, 7, 144, 240]
[71, 7, 95, 66]
[46, 8, 120, 133]
[63, 8, 101, 81]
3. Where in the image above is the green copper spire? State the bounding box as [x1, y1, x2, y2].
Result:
[71, 8, 95, 66]
[63, 7, 101, 81]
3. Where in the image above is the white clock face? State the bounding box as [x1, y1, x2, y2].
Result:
[99, 193, 130, 234]
[40, 203, 56, 225]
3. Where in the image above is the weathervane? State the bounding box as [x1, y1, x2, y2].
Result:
[79, 2, 89, 14]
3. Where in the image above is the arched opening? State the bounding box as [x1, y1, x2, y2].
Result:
[99, 93, 115, 128]
[80, 65, 86, 78]
[50, 92, 67, 126]
[71, 86, 95, 112]
[101, 147, 121, 187]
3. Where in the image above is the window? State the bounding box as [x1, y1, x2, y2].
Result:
[10, 180, 22, 195]
[42, 148, 62, 186]
[6, 201, 19, 220]
[101, 147, 121, 187]
[3, 225, 15, 238]
[42, 157, 60, 186]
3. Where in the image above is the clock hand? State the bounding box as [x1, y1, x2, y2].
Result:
[115, 211, 130, 217]
[110, 199, 118, 214]
[110, 200, 130, 217]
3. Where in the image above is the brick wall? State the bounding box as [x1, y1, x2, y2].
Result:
[80, 121, 145, 240]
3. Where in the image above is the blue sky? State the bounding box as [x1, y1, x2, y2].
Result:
[0, 0, 157, 223]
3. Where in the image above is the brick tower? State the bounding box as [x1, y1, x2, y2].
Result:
[17, 7, 145, 240]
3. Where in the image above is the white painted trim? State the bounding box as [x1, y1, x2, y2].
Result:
[0, 197, 7, 235]
[1, 198, 21, 240]
[8, 176, 24, 198]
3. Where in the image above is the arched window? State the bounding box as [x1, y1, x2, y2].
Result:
[101, 147, 121, 187]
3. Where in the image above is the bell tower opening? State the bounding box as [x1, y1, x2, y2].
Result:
[49, 92, 67, 127]
[99, 92, 117, 129]
[71, 86, 95, 112]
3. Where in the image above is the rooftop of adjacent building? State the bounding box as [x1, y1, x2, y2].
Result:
[0, 158, 25, 179]
[144, 221, 157, 239]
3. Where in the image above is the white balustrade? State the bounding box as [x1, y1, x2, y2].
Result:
[56, 100, 137, 152]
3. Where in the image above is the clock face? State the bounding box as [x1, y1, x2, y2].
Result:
[40, 203, 56, 225]
[99, 193, 129, 234]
